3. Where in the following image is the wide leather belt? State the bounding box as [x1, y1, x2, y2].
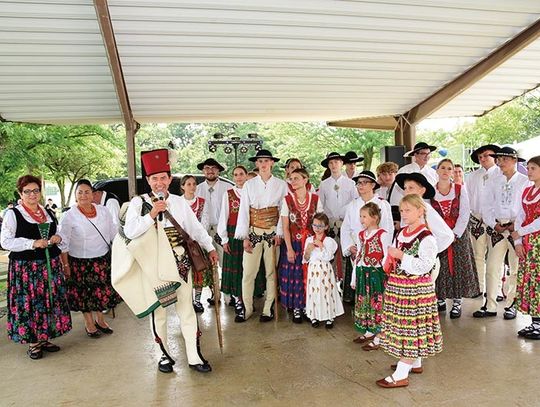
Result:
[249, 206, 279, 229]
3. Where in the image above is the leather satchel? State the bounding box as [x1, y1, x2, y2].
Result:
[162, 210, 212, 273]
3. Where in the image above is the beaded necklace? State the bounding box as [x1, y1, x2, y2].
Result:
[21, 203, 47, 224]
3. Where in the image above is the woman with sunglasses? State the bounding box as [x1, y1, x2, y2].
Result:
[0, 175, 72, 359]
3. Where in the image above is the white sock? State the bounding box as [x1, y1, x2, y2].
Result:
[372, 336, 380, 345]
[364, 331, 374, 338]
[388, 361, 410, 381]
[412, 357, 422, 368]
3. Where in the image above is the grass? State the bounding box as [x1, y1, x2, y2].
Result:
[0, 280, 6, 303]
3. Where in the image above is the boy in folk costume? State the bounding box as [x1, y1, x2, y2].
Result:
[474, 147, 531, 319]
[112, 149, 218, 374]
[343, 151, 364, 180]
[234, 150, 288, 322]
[317, 152, 358, 301]
[466, 144, 501, 297]
[195, 158, 232, 304]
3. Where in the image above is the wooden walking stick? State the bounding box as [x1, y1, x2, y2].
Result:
[212, 263, 224, 353]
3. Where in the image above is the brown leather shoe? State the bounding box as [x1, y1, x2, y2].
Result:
[390, 364, 423, 374]
[362, 341, 380, 351]
[376, 375, 409, 388]
[353, 334, 374, 344]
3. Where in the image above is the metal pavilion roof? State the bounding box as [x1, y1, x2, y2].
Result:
[0, 0, 539, 125]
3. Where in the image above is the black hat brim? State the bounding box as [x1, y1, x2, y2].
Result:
[395, 173, 435, 200]
[470, 144, 500, 164]
[344, 157, 365, 164]
[197, 160, 225, 172]
[489, 152, 526, 163]
[248, 155, 280, 162]
[352, 174, 380, 190]
[321, 155, 345, 168]
[403, 145, 437, 158]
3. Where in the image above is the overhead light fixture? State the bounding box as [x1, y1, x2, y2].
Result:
[247, 133, 258, 139]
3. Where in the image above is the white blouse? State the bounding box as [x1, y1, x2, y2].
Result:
[302, 236, 338, 264]
[59, 204, 116, 258]
[217, 187, 242, 245]
[0, 204, 56, 252]
[396, 227, 438, 276]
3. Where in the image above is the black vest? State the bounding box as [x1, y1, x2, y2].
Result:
[9, 207, 61, 261]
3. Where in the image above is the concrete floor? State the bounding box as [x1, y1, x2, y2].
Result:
[0, 295, 538, 407]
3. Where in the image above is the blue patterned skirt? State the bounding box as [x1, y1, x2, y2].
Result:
[278, 240, 305, 309]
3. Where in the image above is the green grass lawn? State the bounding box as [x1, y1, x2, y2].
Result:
[0, 280, 6, 303]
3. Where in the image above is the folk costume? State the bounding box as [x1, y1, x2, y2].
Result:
[217, 187, 266, 310]
[481, 156, 530, 318]
[235, 150, 288, 321]
[466, 144, 501, 294]
[380, 225, 443, 360]
[59, 204, 121, 313]
[352, 228, 390, 336]
[318, 152, 358, 300]
[1, 205, 72, 344]
[431, 183, 480, 312]
[514, 184, 540, 338]
[303, 235, 344, 324]
[112, 149, 214, 373]
[278, 192, 322, 313]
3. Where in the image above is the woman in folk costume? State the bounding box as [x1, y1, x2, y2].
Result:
[179, 175, 211, 313]
[377, 194, 442, 388]
[1, 175, 71, 359]
[512, 155, 540, 340]
[218, 165, 265, 318]
[279, 168, 323, 323]
[431, 159, 479, 319]
[351, 202, 391, 351]
[283, 158, 316, 194]
[113, 149, 218, 374]
[303, 212, 344, 329]
[60, 179, 120, 337]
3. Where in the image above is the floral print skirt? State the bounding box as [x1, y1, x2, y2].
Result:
[66, 253, 121, 312]
[516, 233, 540, 316]
[305, 260, 344, 321]
[354, 266, 386, 334]
[7, 256, 72, 344]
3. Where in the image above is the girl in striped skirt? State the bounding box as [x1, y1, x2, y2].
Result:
[377, 194, 443, 388]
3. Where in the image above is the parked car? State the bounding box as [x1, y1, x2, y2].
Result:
[92, 174, 233, 205]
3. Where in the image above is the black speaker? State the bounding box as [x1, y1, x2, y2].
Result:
[380, 145, 407, 168]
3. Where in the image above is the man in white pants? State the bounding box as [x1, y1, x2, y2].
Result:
[123, 149, 218, 374]
[235, 149, 287, 322]
[474, 147, 530, 319]
[466, 144, 501, 297]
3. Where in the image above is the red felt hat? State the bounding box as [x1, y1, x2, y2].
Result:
[141, 149, 171, 176]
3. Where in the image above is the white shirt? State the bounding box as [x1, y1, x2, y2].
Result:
[302, 236, 338, 264]
[99, 191, 121, 229]
[432, 183, 470, 238]
[396, 227, 438, 276]
[196, 179, 232, 227]
[340, 195, 394, 256]
[465, 165, 500, 218]
[234, 175, 288, 239]
[318, 174, 358, 221]
[59, 204, 115, 258]
[390, 162, 439, 206]
[123, 193, 214, 252]
[217, 187, 242, 245]
[1, 205, 55, 252]
[515, 186, 540, 241]
[482, 171, 531, 229]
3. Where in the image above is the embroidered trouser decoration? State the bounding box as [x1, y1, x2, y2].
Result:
[469, 215, 485, 241]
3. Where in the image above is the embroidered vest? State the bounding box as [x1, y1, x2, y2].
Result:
[521, 186, 540, 238]
[357, 228, 385, 267]
[431, 183, 461, 230]
[227, 189, 241, 226]
[285, 193, 319, 242]
[189, 197, 205, 222]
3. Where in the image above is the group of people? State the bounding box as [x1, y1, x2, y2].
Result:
[1, 140, 539, 390]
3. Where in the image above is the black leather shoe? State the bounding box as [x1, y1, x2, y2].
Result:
[235, 315, 246, 323]
[503, 306, 517, 320]
[473, 309, 497, 318]
[94, 321, 113, 334]
[259, 314, 274, 323]
[496, 295, 505, 302]
[193, 301, 204, 313]
[437, 301, 447, 312]
[27, 345, 43, 360]
[450, 304, 462, 319]
[518, 325, 535, 337]
[207, 297, 215, 306]
[311, 320, 320, 328]
[86, 328, 101, 338]
[158, 356, 173, 373]
[189, 363, 212, 373]
[40, 341, 61, 352]
[325, 321, 334, 329]
[228, 297, 236, 307]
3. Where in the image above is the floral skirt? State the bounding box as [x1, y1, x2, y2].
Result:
[221, 225, 265, 297]
[7, 256, 72, 344]
[354, 266, 386, 334]
[66, 253, 121, 312]
[278, 240, 305, 309]
[381, 273, 443, 359]
[516, 232, 540, 316]
[305, 260, 344, 321]
[436, 229, 480, 299]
